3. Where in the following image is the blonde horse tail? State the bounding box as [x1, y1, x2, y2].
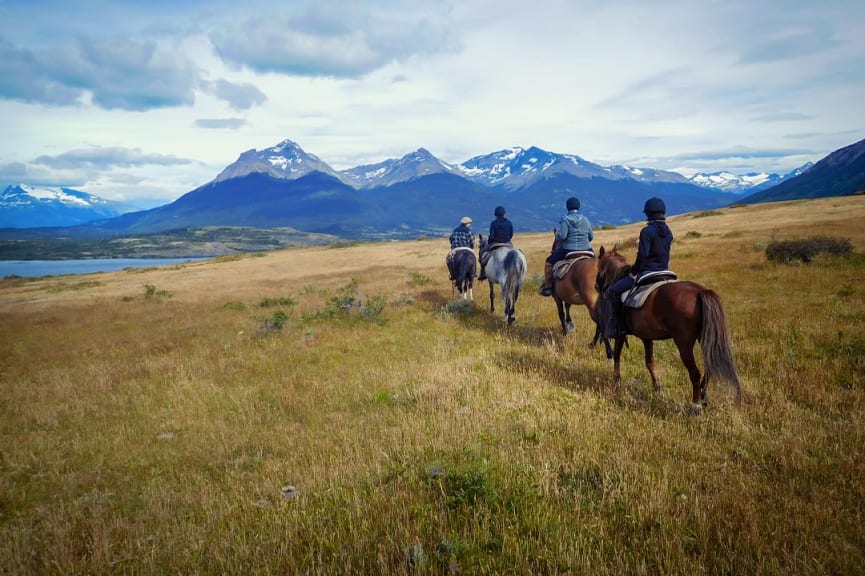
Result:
[699, 289, 742, 405]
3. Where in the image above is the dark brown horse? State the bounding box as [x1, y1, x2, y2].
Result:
[596, 245, 742, 414]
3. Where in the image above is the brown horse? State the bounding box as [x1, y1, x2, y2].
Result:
[548, 238, 605, 349]
[596, 245, 742, 414]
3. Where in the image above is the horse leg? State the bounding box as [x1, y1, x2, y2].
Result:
[643, 339, 661, 393]
[590, 323, 613, 359]
[565, 304, 575, 334]
[507, 288, 519, 325]
[675, 339, 704, 415]
[556, 298, 567, 334]
[488, 281, 495, 313]
[612, 336, 626, 384]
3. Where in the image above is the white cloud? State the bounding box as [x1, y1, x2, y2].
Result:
[0, 0, 863, 202]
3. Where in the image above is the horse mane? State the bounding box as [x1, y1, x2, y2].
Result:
[599, 245, 631, 288]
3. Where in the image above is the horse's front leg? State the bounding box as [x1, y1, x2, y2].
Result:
[643, 339, 661, 393]
[612, 336, 626, 384]
[488, 281, 495, 313]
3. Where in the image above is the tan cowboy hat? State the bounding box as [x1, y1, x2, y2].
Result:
[460, 216, 472, 224]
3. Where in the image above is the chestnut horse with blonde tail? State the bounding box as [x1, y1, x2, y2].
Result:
[596, 245, 742, 415]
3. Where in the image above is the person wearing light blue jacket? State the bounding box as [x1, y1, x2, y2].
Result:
[538, 196, 593, 296]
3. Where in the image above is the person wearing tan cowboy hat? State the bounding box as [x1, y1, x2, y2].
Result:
[447, 216, 475, 280]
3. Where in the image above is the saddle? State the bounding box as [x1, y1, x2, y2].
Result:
[622, 271, 678, 308]
[480, 242, 513, 265]
[553, 251, 595, 280]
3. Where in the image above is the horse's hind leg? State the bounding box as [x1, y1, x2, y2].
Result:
[556, 299, 567, 334]
[507, 288, 520, 325]
[675, 339, 704, 415]
[488, 281, 495, 313]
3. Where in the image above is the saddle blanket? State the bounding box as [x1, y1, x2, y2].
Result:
[553, 251, 595, 279]
[622, 271, 678, 308]
[481, 242, 513, 265]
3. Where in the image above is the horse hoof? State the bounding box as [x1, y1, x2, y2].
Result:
[688, 404, 704, 416]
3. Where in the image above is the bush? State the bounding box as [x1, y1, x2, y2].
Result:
[765, 236, 853, 263]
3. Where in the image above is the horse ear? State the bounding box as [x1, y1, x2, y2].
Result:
[599, 245, 605, 257]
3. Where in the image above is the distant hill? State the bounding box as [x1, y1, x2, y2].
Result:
[738, 138, 865, 204]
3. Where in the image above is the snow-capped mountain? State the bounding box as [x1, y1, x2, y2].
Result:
[458, 146, 611, 190]
[4, 135, 841, 235]
[688, 163, 813, 194]
[340, 147, 463, 188]
[607, 165, 692, 185]
[212, 139, 345, 184]
[205, 139, 809, 196]
[0, 184, 134, 228]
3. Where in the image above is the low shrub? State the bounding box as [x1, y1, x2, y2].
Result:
[765, 235, 853, 263]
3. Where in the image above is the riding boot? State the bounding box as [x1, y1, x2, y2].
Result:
[538, 262, 553, 296]
[477, 263, 486, 281]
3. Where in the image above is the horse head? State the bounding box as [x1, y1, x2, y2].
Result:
[596, 245, 630, 291]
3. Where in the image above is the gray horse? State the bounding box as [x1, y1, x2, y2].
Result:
[479, 235, 527, 325]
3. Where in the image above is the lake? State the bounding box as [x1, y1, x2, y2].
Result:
[0, 258, 210, 278]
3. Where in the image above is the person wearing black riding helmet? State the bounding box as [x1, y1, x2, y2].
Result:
[538, 196, 594, 296]
[602, 197, 674, 337]
[478, 205, 514, 280]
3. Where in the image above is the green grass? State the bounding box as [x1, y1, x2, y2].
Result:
[2, 202, 865, 574]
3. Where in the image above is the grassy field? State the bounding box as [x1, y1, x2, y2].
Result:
[2, 197, 864, 574]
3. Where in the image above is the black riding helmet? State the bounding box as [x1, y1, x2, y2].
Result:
[566, 197, 581, 210]
[643, 197, 666, 215]
[494, 206, 506, 217]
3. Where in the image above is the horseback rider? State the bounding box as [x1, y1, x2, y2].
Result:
[603, 197, 673, 337]
[478, 206, 513, 281]
[538, 197, 594, 296]
[447, 216, 475, 280]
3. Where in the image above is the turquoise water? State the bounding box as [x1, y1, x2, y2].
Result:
[0, 258, 209, 278]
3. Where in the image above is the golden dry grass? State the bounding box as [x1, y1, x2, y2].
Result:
[1, 196, 864, 574]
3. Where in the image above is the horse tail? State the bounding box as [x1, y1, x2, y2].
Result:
[503, 250, 526, 302]
[699, 289, 742, 404]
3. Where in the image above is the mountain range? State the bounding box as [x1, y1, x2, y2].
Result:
[1, 137, 862, 241]
[0, 184, 136, 228]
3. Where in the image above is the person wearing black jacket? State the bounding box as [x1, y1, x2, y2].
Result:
[478, 206, 513, 280]
[603, 197, 673, 336]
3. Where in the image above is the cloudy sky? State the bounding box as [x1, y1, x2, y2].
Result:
[1, 0, 863, 206]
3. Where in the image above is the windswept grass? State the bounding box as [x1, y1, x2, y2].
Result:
[1, 197, 864, 574]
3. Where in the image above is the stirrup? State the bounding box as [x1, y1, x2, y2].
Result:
[538, 285, 552, 297]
